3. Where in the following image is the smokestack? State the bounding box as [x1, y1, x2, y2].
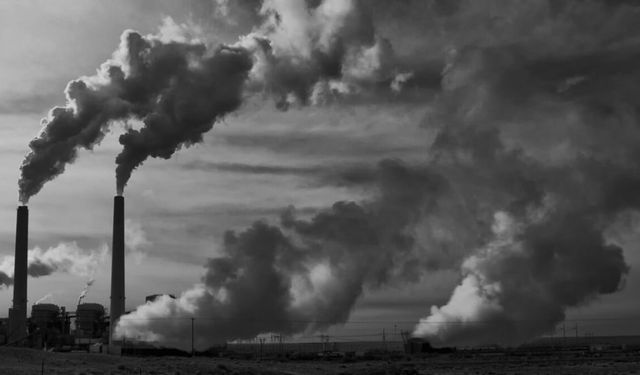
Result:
[110, 196, 125, 349]
[8, 206, 28, 345]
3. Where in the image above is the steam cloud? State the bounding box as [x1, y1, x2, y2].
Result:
[0, 242, 108, 288]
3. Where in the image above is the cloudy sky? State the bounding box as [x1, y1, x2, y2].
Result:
[1, 0, 640, 348]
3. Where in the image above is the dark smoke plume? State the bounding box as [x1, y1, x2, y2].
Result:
[20, 0, 404, 201]
[18, 19, 253, 201]
[117, 0, 403, 191]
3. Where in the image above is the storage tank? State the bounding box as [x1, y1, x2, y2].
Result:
[76, 303, 106, 338]
[30, 304, 60, 329]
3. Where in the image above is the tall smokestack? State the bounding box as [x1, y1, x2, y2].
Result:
[110, 196, 125, 349]
[8, 206, 28, 345]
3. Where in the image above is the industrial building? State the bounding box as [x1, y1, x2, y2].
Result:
[1, 196, 126, 353]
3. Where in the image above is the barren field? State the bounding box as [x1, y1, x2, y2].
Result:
[1, 347, 640, 375]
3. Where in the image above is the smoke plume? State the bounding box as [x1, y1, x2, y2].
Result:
[411, 42, 634, 344]
[17, 18, 252, 201]
[115, 160, 445, 348]
[77, 278, 95, 306]
[19, 0, 403, 201]
[0, 242, 108, 288]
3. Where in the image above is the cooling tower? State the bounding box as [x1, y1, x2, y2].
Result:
[8, 205, 28, 345]
[110, 196, 125, 348]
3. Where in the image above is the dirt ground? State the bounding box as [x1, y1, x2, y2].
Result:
[1, 347, 639, 374]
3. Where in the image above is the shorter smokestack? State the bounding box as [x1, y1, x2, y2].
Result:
[110, 196, 125, 350]
[8, 205, 28, 345]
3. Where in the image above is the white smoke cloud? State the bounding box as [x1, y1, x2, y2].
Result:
[28, 242, 108, 277]
[414, 212, 519, 341]
[0, 242, 108, 287]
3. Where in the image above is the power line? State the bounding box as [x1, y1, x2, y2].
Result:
[116, 316, 640, 324]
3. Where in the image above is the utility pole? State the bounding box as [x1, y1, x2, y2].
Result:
[382, 329, 387, 352]
[259, 337, 265, 360]
[400, 330, 410, 354]
[191, 317, 195, 357]
[271, 334, 284, 355]
[319, 334, 330, 352]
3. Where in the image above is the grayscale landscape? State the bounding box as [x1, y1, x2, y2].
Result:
[0, 0, 639, 374]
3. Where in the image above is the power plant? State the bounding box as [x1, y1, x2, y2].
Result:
[1, 197, 127, 353]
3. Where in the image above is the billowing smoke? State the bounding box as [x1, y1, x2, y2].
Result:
[17, 18, 252, 202]
[0, 242, 108, 287]
[115, 160, 445, 349]
[236, 0, 397, 108]
[116, 0, 401, 191]
[411, 41, 634, 345]
[19, 0, 403, 201]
